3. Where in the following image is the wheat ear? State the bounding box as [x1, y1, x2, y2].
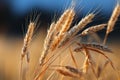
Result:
[54, 9, 74, 36]
[54, 66, 82, 78]
[20, 22, 35, 80]
[21, 22, 35, 61]
[39, 22, 55, 65]
[82, 43, 112, 53]
[58, 13, 95, 48]
[50, 9, 75, 51]
[103, 4, 120, 44]
[80, 24, 107, 36]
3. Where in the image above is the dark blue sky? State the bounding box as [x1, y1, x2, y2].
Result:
[9, 0, 116, 16]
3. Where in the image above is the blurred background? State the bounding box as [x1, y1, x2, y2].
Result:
[0, 0, 120, 39]
[0, 0, 120, 80]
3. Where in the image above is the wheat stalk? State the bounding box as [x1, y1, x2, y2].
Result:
[82, 56, 89, 73]
[82, 47, 93, 74]
[82, 47, 97, 78]
[69, 47, 78, 68]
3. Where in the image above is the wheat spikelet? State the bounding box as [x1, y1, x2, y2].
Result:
[80, 24, 107, 36]
[39, 22, 55, 65]
[21, 22, 35, 62]
[50, 9, 75, 51]
[58, 13, 95, 48]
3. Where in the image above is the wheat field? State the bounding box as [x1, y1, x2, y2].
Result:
[0, 0, 120, 80]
